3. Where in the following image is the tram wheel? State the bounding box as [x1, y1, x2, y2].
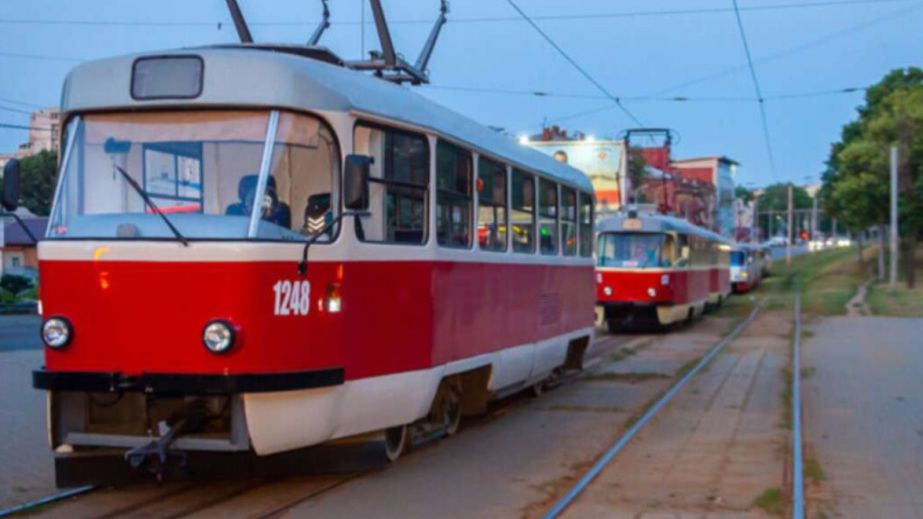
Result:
[384, 424, 409, 462]
[606, 318, 619, 334]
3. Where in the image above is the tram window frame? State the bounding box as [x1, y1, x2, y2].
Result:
[511, 168, 536, 254]
[578, 192, 594, 257]
[353, 122, 430, 246]
[538, 178, 559, 256]
[560, 186, 578, 256]
[477, 156, 508, 253]
[435, 139, 473, 249]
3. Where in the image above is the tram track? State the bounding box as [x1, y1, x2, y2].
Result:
[540, 299, 768, 518]
[6, 332, 642, 519]
[791, 287, 805, 519]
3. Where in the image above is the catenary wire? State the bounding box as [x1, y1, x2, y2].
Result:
[503, 0, 644, 128]
[731, 0, 778, 180]
[0, 0, 912, 27]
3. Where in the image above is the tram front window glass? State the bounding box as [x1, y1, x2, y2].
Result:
[597, 232, 668, 268]
[436, 140, 472, 248]
[538, 178, 558, 255]
[511, 169, 535, 254]
[730, 251, 747, 266]
[257, 112, 339, 241]
[354, 124, 429, 244]
[477, 157, 507, 252]
[47, 111, 338, 241]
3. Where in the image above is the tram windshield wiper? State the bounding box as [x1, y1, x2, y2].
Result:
[112, 164, 189, 247]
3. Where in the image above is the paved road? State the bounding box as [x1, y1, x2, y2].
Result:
[804, 316, 923, 518]
[0, 315, 41, 351]
[770, 244, 808, 260]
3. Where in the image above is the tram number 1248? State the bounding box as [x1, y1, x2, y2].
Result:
[272, 280, 311, 316]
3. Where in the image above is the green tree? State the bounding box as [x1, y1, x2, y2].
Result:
[0, 274, 33, 295]
[735, 185, 754, 203]
[822, 67, 923, 287]
[19, 149, 58, 216]
[754, 183, 812, 239]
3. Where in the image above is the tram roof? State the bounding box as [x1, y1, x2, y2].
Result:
[596, 212, 732, 243]
[60, 45, 593, 192]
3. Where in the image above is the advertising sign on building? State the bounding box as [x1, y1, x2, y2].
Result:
[526, 139, 626, 215]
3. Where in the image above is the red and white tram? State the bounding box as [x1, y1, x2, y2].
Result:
[595, 212, 731, 332]
[730, 244, 764, 293]
[8, 44, 597, 481]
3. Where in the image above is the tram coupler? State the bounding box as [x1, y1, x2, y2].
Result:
[124, 417, 190, 479]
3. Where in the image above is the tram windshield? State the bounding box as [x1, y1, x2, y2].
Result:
[47, 110, 340, 241]
[597, 232, 669, 268]
[730, 251, 747, 266]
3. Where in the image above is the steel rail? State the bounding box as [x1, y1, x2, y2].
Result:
[792, 289, 805, 519]
[542, 300, 766, 519]
[0, 485, 96, 518]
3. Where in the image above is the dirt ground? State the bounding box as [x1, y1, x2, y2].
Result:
[559, 310, 793, 519]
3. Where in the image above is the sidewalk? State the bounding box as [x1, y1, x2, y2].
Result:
[804, 316, 923, 518]
[0, 349, 55, 509]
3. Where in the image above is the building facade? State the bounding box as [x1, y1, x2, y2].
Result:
[672, 156, 739, 238]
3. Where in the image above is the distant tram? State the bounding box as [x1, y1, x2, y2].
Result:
[8, 40, 598, 484]
[595, 212, 731, 331]
[730, 244, 765, 292]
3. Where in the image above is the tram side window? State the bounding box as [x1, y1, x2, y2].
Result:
[579, 192, 594, 257]
[511, 169, 535, 254]
[477, 157, 507, 252]
[257, 112, 339, 241]
[436, 140, 472, 248]
[561, 187, 577, 256]
[354, 124, 429, 244]
[538, 178, 559, 255]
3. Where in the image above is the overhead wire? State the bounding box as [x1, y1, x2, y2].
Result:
[0, 122, 50, 131]
[730, 0, 778, 180]
[0, 0, 912, 27]
[503, 0, 644, 128]
[650, 1, 923, 96]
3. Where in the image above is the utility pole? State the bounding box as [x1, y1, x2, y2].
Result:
[786, 183, 794, 270]
[890, 146, 899, 292]
[811, 195, 818, 252]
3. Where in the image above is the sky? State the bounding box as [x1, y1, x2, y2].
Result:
[0, 0, 921, 188]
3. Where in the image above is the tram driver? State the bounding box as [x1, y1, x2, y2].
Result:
[226, 174, 292, 228]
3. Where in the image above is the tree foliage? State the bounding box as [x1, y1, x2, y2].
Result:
[756, 183, 813, 212]
[821, 67, 923, 287]
[735, 185, 754, 203]
[0, 274, 32, 296]
[19, 150, 58, 216]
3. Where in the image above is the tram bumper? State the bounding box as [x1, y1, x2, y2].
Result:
[34, 367, 345, 462]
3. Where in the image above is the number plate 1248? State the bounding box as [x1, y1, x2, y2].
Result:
[272, 280, 311, 316]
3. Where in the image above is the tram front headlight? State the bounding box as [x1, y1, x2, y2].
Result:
[647, 288, 657, 297]
[202, 320, 235, 354]
[42, 317, 72, 349]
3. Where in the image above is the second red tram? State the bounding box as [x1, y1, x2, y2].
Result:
[595, 212, 731, 331]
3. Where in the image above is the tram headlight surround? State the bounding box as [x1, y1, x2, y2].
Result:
[202, 320, 236, 354]
[42, 317, 73, 349]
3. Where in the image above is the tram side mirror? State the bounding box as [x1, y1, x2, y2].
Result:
[344, 154, 371, 211]
[1, 159, 21, 212]
[104, 138, 132, 156]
